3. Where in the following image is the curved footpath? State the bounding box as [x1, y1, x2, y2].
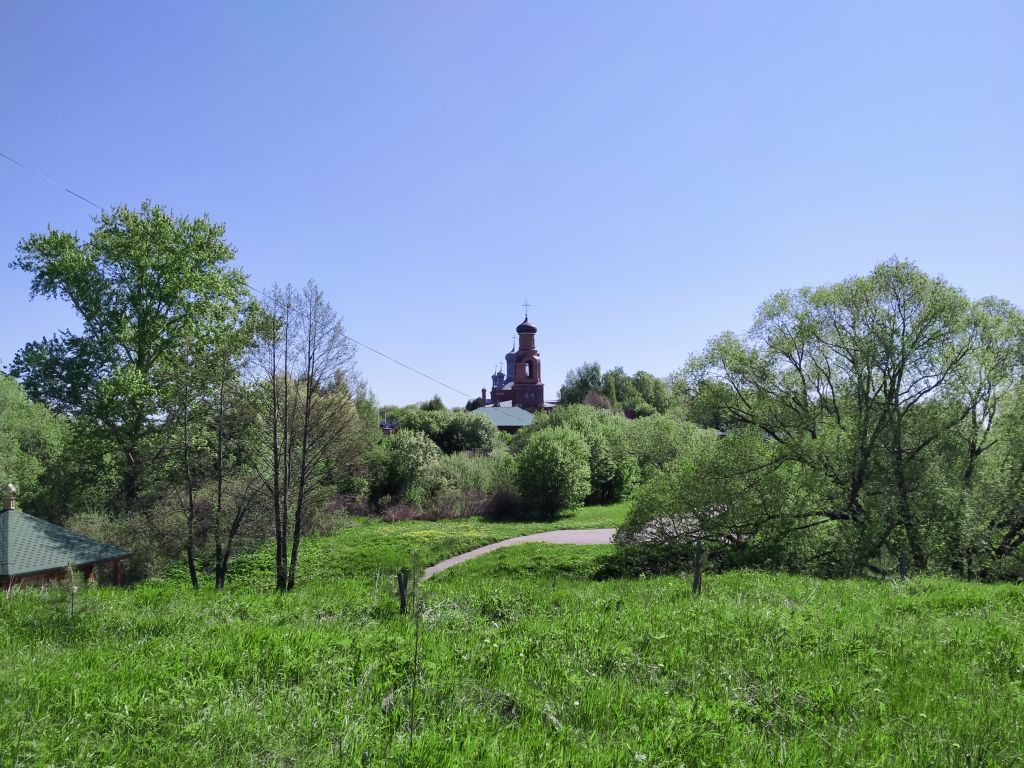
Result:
[422, 528, 616, 579]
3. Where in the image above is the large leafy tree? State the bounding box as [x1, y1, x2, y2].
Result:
[683, 259, 1023, 573]
[9, 201, 251, 512]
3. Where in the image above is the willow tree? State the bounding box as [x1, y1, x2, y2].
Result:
[685, 259, 1022, 572]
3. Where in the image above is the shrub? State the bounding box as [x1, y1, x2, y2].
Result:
[437, 411, 499, 454]
[368, 430, 448, 508]
[515, 427, 590, 518]
[526, 404, 636, 504]
[612, 428, 809, 575]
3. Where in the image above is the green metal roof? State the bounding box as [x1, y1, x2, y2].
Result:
[474, 406, 534, 429]
[0, 509, 130, 577]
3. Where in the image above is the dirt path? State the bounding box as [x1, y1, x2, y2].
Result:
[422, 528, 616, 579]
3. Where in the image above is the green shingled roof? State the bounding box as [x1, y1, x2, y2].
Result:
[0, 509, 130, 577]
[474, 406, 534, 429]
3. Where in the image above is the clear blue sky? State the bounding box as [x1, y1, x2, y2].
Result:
[2, 2, 1021, 407]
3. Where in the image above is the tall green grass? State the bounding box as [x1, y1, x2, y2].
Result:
[2, 509, 1021, 767]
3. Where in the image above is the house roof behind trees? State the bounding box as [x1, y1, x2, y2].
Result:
[474, 405, 533, 430]
[0, 509, 130, 577]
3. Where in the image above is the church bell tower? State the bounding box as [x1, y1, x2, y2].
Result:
[511, 309, 544, 411]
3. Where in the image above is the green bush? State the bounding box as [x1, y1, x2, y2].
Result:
[437, 411, 498, 454]
[515, 427, 590, 518]
[524, 404, 636, 504]
[613, 428, 817, 575]
[368, 430, 448, 507]
[392, 407, 498, 454]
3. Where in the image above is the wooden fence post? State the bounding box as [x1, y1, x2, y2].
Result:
[899, 551, 908, 581]
[692, 537, 702, 596]
[398, 569, 409, 614]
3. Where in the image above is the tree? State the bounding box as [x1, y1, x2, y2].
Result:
[393, 408, 451, 446]
[614, 428, 806, 574]
[561, 362, 674, 415]
[0, 375, 66, 512]
[559, 362, 602, 405]
[630, 371, 674, 414]
[437, 411, 498, 455]
[252, 282, 360, 591]
[531, 404, 637, 503]
[162, 305, 263, 588]
[626, 413, 708, 482]
[9, 201, 250, 512]
[515, 427, 591, 517]
[420, 394, 447, 411]
[685, 259, 1021, 572]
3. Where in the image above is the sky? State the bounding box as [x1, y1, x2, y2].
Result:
[2, 2, 1021, 407]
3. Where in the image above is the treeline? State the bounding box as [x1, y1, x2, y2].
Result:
[4, 205, 1022, 584]
[370, 396, 715, 520]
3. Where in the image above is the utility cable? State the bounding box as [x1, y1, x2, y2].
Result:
[1, 148, 537, 423]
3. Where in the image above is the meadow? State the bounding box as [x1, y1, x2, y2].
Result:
[2, 503, 1022, 767]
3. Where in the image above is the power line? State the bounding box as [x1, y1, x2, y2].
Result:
[0, 151, 104, 210]
[244, 284, 533, 424]
[244, 283, 477, 402]
[1, 148, 536, 422]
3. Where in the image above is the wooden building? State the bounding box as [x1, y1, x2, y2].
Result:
[0, 484, 130, 588]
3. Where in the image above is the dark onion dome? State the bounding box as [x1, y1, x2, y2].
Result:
[516, 316, 537, 333]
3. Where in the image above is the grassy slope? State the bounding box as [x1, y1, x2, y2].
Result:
[2, 506, 1022, 767]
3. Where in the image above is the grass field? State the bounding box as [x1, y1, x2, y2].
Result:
[2, 504, 1022, 767]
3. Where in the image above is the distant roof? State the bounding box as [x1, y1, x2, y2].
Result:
[475, 406, 534, 429]
[0, 509, 130, 577]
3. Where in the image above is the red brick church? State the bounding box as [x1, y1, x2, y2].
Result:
[481, 312, 545, 412]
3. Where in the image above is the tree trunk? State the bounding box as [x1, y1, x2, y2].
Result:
[183, 396, 200, 590]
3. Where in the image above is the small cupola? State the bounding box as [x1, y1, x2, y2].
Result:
[516, 316, 537, 334]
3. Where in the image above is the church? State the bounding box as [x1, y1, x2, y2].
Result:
[470, 312, 549, 430]
[486, 313, 544, 410]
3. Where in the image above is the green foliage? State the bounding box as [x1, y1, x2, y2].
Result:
[515, 427, 591, 517]
[560, 363, 675, 415]
[615, 428, 818, 575]
[625, 412, 711, 483]
[419, 394, 447, 411]
[558, 361, 603, 406]
[629, 370, 673, 414]
[526, 405, 638, 504]
[393, 408, 498, 455]
[0, 376, 66, 512]
[393, 407, 449, 444]
[9, 201, 252, 511]
[369, 430, 448, 507]
[438, 411, 498, 454]
[679, 259, 1024, 574]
